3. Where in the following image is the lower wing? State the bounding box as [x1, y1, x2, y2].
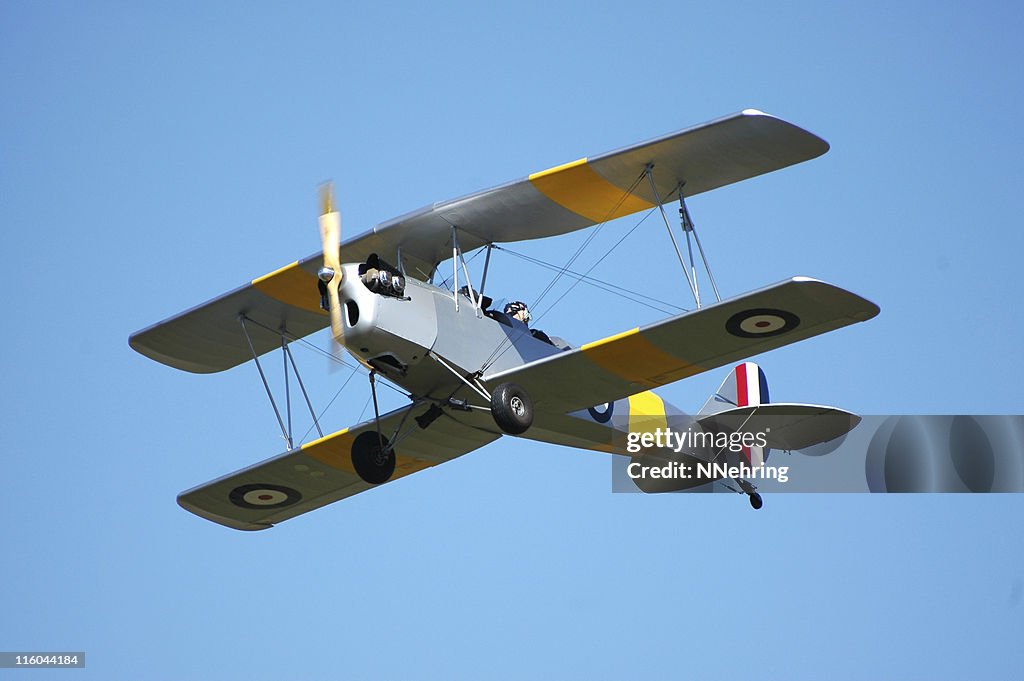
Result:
[482, 277, 878, 412]
[178, 404, 499, 530]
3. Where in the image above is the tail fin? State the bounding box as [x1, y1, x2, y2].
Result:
[697, 361, 862, 457]
[699, 361, 770, 416]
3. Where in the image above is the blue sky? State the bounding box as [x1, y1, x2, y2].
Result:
[2, 1, 1022, 678]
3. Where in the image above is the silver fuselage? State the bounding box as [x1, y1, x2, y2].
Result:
[337, 263, 562, 401]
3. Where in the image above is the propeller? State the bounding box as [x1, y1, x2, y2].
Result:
[317, 182, 344, 348]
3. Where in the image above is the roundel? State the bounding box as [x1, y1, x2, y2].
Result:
[229, 483, 302, 510]
[725, 308, 800, 339]
[588, 402, 614, 423]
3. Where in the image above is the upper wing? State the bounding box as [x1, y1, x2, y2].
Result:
[358, 108, 827, 278]
[481, 277, 879, 412]
[130, 109, 827, 373]
[177, 403, 500, 530]
[129, 261, 329, 374]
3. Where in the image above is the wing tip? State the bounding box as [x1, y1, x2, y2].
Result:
[790, 276, 881, 321]
[177, 495, 274, 531]
[739, 108, 831, 157]
[128, 332, 225, 374]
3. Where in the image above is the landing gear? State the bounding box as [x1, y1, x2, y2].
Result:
[353, 370, 396, 484]
[351, 431, 395, 484]
[749, 492, 763, 510]
[490, 382, 533, 435]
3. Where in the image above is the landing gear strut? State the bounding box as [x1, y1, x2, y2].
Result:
[425, 351, 534, 436]
[351, 370, 397, 484]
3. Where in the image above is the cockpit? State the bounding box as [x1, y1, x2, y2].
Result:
[459, 287, 571, 351]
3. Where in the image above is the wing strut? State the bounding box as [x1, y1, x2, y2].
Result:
[240, 316, 292, 448]
[644, 165, 722, 309]
[238, 315, 326, 447]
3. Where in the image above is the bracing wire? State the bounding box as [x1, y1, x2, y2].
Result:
[531, 188, 682, 326]
[479, 181, 684, 373]
[478, 170, 651, 372]
[437, 245, 486, 291]
[527, 171, 649, 313]
[241, 315, 409, 445]
[297, 361, 360, 445]
[493, 245, 688, 316]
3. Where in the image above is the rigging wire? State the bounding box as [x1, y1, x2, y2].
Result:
[492, 245, 688, 316]
[436, 245, 486, 291]
[479, 181, 684, 373]
[296, 361, 360, 445]
[240, 315, 410, 445]
[531, 187, 682, 327]
[528, 171, 649, 313]
[287, 330, 406, 398]
[357, 393, 374, 423]
[477, 169, 650, 372]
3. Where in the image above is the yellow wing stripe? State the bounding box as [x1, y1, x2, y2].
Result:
[252, 261, 326, 315]
[581, 328, 704, 387]
[300, 428, 434, 479]
[628, 391, 667, 435]
[529, 158, 654, 223]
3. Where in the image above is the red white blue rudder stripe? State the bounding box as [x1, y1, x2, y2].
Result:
[734, 362, 770, 408]
[698, 362, 771, 416]
[731, 362, 769, 466]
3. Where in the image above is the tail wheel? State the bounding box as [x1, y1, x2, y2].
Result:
[490, 382, 533, 435]
[351, 431, 396, 484]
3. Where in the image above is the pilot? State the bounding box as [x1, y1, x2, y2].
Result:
[504, 300, 531, 325]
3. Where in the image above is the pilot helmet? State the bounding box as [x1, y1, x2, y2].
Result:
[504, 300, 531, 324]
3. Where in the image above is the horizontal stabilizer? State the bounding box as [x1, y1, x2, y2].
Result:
[698, 404, 861, 451]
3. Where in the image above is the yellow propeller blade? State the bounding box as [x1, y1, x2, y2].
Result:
[318, 182, 343, 345]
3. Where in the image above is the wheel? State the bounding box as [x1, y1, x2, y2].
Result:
[749, 492, 763, 510]
[490, 382, 533, 435]
[351, 431, 396, 484]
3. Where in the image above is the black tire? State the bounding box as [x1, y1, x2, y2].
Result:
[749, 492, 764, 510]
[351, 431, 396, 484]
[490, 382, 533, 435]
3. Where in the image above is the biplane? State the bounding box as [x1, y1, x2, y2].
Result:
[130, 109, 879, 529]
